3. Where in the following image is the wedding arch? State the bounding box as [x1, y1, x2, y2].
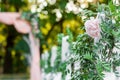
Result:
[0, 12, 41, 80]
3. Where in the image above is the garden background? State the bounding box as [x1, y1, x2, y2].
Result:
[0, 0, 119, 80]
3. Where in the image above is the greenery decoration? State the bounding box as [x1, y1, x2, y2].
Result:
[69, 1, 120, 80]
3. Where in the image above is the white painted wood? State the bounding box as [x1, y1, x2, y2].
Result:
[66, 64, 71, 80]
[53, 72, 62, 80]
[51, 46, 57, 67]
[103, 72, 116, 80]
[43, 51, 49, 68]
[61, 36, 70, 62]
[74, 61, 80, 71]
[116, 66, 120, 80]
[43, 51, 49, 60]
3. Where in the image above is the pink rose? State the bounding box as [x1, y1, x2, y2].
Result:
[85, 19, 101, 38]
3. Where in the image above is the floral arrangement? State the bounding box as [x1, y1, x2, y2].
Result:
[40, 1, 120, 80]
[68, 2, 120, 80]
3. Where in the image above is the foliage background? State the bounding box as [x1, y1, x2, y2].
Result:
[0, 0, 118, 79]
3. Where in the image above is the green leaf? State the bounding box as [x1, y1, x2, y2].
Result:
[83, 53, 92, 60]
[59, 0, 67, 10]
[108, 1, 116, 12]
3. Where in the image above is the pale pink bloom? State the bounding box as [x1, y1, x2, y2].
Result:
[14, 19, 31, 34]
[0, 12, 20, 25]
[85, 19, 101, 38]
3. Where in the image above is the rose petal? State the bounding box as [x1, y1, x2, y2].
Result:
[85, 19, 101, 38]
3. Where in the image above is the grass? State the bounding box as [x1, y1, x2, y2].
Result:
[0, 74, 29, 80]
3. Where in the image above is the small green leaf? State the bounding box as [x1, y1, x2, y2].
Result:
[83, 53, 92, 60]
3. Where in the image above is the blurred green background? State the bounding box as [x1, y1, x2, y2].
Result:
[0, 0, 109, 79]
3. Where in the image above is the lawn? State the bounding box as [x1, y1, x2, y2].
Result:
[0, 74, 29, 80]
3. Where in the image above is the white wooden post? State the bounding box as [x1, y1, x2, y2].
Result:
[74, 61, 80, 71]
[51, 46, 57, 67]
[116, 66, 120, 80]
[61, 36, 72, 80]
[53, 72, 62, 80]
[61, 36, 70, 62]
[65, 64, 71, 80]
[103, 72, 116, 80]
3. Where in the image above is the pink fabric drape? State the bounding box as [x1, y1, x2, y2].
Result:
[0, 12, 41, 80]
[0, 12, 20, 25]
[0, 12, 31, 33]
[14, 19, 31, 34]
[29, 32, 41, 80]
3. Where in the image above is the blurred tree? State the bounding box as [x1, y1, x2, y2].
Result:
[0, 0, 109, 74]
[38, 0, 108, 52]
[0, 0, 28, 74]
[3, 26, 20, 73]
